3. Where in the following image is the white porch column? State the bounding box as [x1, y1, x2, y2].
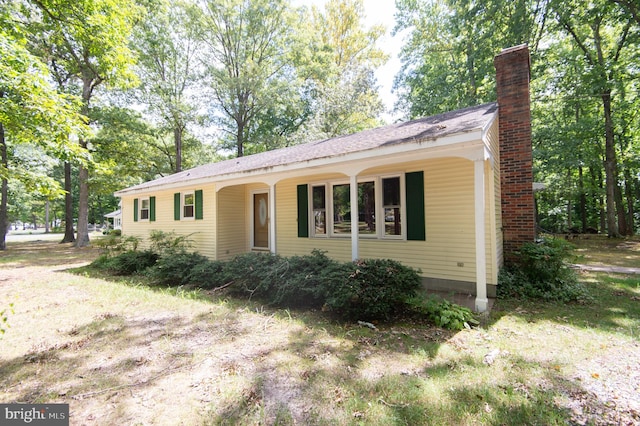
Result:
[269, 183, 276, 254]
[474, 159, 489, 312]
[350, 174, 359, 261]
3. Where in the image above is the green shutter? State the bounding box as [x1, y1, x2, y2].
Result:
[133, 198, 138, 222]
[406, 171, 425, 241]
[297, 184, 308, 238]
[149, 196, 156, 222]
[174, 193, 181, 221]
[195, 190, 203, 220]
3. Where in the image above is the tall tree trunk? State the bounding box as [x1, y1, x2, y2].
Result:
[174, 125, 183, 173]
[624, 168, 635, 235]
[75, 77, 93, 248]
[237, 121, 244, 158]
[578, 165, 587, 233]
[76, 158, 90, 247]
[602, 90, 620, 237]
[566, 168, 572, 231]
[614, 165, 627, 235]
[591, 167, 606, 234]
[0, 119, 8, 251]
[45, 200, 50, 233]
[61, 161, 75, 243]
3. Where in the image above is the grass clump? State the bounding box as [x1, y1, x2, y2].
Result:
[498, 237, 591, 303]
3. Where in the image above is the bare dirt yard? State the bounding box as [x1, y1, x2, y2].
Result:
[1, 235, 639, 425]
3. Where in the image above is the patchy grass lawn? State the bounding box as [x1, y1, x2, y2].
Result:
[0, 238, 639, 425]
[568, 234, 640, 268]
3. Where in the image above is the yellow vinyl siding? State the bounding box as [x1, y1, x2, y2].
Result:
[276, 157, 499, 285]
[276, 178, 353, 262]
[120, 184, 217, 258]
[216, 185, 248, 260]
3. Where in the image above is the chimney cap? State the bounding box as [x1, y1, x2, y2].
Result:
[497, 44, 529, 56]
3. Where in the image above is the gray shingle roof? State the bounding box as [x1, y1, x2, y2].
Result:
[117, 102, 497, 195]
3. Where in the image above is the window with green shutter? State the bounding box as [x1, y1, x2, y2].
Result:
[173, 190, 203, 220]
[300, 171, 425, 241]
[133, 198, 138, 222]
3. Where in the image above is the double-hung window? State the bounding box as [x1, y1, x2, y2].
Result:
[307, 175, 406, 239]
[183, 192, 195, 219]
[382, 177, 402, 237]
[140, 198, 150, 221]
[312, 185, 327, 236]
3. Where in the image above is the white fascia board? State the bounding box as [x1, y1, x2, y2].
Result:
[115, 130, 485, 198]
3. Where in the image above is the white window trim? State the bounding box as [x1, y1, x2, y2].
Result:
[329, 180, 352, 238]
[139, 197, 150, 222]
[380, 173, 406, 240]
[308, 174, 406, 240]
[182, 191, 195, 220]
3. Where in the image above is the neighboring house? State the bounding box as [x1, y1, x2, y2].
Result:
[114, 45, 535, 312]
[104, 210, 122, 230]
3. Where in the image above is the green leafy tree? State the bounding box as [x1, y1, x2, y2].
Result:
[25, 0, 141, 246]
[198, 0, 293, 157]
[132, 0, 203, 173]
[549, 0, 638, 237]
[0, 31, 88, 250]
[394, 0, 547, 118]
[294, 0, 387, 140]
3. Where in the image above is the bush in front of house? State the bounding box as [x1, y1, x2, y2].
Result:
[322, 258, 423, 321]
[498, 237, 591, 303]
[270, 250, 348, 308]
[146, 251, 212, 286]
[92, 250, 159, 275]
[88, 230, 433, 322]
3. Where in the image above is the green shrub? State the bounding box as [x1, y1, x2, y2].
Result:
[322, 258, 422, 321]
[148, 230, 194, 257]
[407, 296, 478, 330]
[147, 252, 211, 286]
[94, 234, 140, 257]
[270, 250, 347, 308]
[93, 250, 158, 275]
[188, 260, 228, 289]
[498, 237, 591, 303]
[222, 252, 284, 299]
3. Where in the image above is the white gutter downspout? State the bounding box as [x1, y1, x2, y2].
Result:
[350, 174, 359, 261]
[474, 158, 489, 312]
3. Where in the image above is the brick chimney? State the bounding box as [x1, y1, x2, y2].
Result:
[494, 45, 535, 264]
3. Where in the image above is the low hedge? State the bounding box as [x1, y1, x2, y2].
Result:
[91, 246, 424, 321]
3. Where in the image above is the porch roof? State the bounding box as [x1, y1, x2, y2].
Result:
[116, 102, 497, 196]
